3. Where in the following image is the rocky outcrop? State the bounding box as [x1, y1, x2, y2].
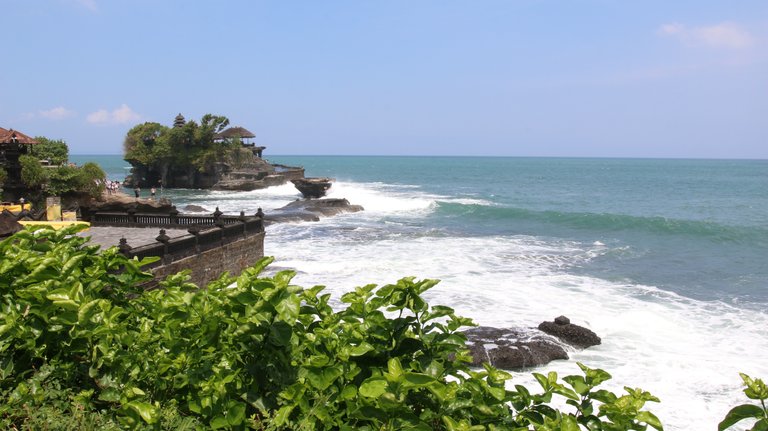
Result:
[463, 327, 568, 370]
[0, 212, 23, 237]
[78, 194, 174, 221]
[212, 165, 305, 191]
[538, 315, 601, 349]
[264, 198, 363, 224]
[463, 317, 601, 370]
[292, 178, 333, 199]
[83, 195, 173, 213]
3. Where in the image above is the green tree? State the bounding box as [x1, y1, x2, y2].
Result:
[123, 122, 169, 166]
[30, 137, 69, 165]
[45, 162, 105, 198]
[79, 162, 107, 197]
[19, 154, 48, 189]
[0, 167, 7, 189]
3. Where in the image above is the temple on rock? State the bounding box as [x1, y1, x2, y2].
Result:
[124, 114, 304, 190]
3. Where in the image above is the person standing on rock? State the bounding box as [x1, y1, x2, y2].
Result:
[134, 187, 140, 199]
[150, 187, 156, 199]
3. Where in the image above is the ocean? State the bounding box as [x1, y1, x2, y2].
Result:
[72, 154, 768, 430]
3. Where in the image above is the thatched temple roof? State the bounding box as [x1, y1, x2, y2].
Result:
[215, 126, 256, 140]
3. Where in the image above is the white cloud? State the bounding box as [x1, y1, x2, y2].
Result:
[658, 22, 754, 49]
[87, 104, 141, 125]
[39, 106, 76, 120]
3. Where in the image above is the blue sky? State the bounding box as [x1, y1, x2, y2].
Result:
[2, 1, 766, 158]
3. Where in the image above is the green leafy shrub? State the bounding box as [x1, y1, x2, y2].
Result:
[719, 374, 768, 431]
[2, 225, 669, 429]
[46, 162, 106, 198]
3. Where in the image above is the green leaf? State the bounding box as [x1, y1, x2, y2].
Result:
[360, 377, 388, 398]
[275, 294, 300, 322]
[563, 375, 589, 395]
[386, 357, 404, 382]
[752, 418, 768, 431]
[227, 402, 246, 426]
[403, 372, 437, 388]
[305, 365, 343, 390]
[719, 404, 765, 431]
[273, 405, 294, 426]
[561, 415, 581, 431]
[210, 415, 229, 429]
[125, 401, 158, 424]
[636, 410, 664, 431]
[349, 342, 374, 356]
[268, 321, 292, 346]
[341, 384, 358, 400]
[77, 299, 104, 324]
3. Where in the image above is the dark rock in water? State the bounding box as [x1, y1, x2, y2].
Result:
[292, 177, 333, 199]
[265, 198, 363, 225]
[463, 326, 569, 370]
[182, 204, 209, 213]
[0, 212, 23, 237]
[538, 316, 601, 349]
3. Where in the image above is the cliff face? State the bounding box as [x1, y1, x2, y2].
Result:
[125, 153, 304, 191]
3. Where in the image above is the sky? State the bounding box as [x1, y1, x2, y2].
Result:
[2, 0, 767, 158]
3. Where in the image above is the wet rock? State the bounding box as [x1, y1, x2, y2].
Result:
[265, 198, 363, 225]
[463, 326, 569, 370]
[292, 177, 333, 199]
[182, 204, 209, 213]
[538, 316, 601, 349]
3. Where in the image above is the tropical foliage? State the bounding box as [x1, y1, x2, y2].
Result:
[30, 137, 69, 166]
[19, 154, 48, 189]
[0, 226, 760, 430]
[18, 154, 105, 200]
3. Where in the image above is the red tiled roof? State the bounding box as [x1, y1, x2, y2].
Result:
[0, 128, 39, 144]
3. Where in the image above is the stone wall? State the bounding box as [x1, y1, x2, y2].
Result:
[146, 231, 265, 289]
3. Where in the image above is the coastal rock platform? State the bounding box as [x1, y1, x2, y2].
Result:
[264, 198, 363, 224]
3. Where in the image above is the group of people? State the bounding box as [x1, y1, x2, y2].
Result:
[133, 186, 158, 199]
[104, 180, 123, 195]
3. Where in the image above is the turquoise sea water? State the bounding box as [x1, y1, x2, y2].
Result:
[72, 154, 768, 429]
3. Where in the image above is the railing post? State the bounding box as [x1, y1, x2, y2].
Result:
[127, 207, 136, 224]
[213, 207, 225, 228]
[255, 207, 265, 232]
[155, 229, 171, 263]
[187, 227, 200, 253]
[169, 206, 179, 225]
[239, 210, 248, 236]
[118, 237, 132, 256]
